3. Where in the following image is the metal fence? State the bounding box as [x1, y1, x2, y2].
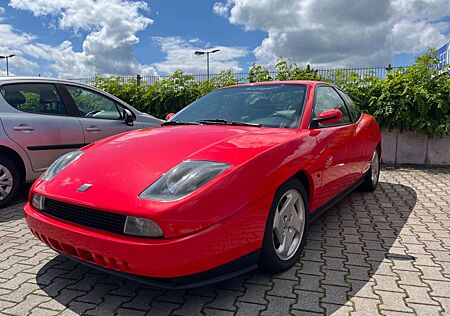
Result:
[65, 65, 401, 86]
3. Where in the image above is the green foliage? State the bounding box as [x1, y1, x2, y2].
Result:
[93, 52, 450, 136]
[198, 70, 240, 95]
[248, 65, 272, 83]
[363, 50, 450, 137]
[93, 76, 148, 112]
[274, 59, 323, 81]
[144, 71, 203, 117]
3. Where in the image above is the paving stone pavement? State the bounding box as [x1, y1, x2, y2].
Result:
[0, 167, 449, 316]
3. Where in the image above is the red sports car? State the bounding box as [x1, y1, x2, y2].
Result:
[24, 81, 381, 288]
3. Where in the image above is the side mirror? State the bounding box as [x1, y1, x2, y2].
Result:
[312, 109, 343, 127]
[123, 109, 135, 126]
[165, 113, 175, 120]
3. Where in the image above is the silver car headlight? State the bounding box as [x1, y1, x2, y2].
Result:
[139, 160, 231, 201]
[41, 151, 84, 181]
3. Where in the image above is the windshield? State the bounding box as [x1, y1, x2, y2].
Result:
[171, 84, 307, 129]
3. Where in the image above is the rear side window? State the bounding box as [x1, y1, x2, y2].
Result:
[314, 86, 351, 125]
[0, 83, 67, 115]
[338, 90, 361, 122]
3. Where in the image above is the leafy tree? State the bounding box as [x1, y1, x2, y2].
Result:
[275, 59, 322, 81]
[92, 76, 148, 112]
[248, 65, 272, 83]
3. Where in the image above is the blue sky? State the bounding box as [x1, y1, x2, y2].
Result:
[1, 0, 449, 77]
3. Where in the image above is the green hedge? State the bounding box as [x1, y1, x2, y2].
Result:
[93, 51, 450, 137]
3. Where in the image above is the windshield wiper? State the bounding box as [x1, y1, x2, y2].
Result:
[162, 120, 201, 126]
[197, 119, 261, 127]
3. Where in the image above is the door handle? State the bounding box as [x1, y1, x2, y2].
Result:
[13, 125, 35, 132]
[86, 126, 101, 132]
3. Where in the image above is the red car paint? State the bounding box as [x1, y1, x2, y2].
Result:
[24, 81, 381, 281]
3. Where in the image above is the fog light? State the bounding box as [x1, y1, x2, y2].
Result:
[32, 194, 45, 211]
[124, 216, 163, 238]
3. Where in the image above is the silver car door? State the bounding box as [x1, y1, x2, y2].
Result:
[64, 85, 135, 143]
[0, 83, 85, 172]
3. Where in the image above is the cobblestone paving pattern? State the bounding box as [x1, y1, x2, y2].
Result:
[0, 167, 449, 315]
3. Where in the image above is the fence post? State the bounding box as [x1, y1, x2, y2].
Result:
[385, 64, 393, 73]
[136, 74, 142, 86]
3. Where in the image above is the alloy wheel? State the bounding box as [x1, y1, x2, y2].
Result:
[371, 150, 380, 186]
[272, 189, 306, 261]
[0, 164, 13, 201]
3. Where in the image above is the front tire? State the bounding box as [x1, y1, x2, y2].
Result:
[0, 157, 20, 208]
[260, 178, 309, 273]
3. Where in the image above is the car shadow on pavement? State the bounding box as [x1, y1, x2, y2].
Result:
[35, 181, 416, 315]
[0, 183, 30, 223]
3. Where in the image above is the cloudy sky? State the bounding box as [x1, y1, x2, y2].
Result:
[1, 0, 449, 77]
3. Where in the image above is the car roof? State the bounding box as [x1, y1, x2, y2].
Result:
[219, 80, 330, 90]
[0, 77, 331, 90]
[0, 76, 82, 85]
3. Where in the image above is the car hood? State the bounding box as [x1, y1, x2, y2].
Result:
[36, 125, 301, 211]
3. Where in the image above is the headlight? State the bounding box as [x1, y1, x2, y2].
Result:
[139, 160, 231, 201]
[124, 216, 163, 237]
[41, 151, 84, 181]
[31, 193, 45, 211]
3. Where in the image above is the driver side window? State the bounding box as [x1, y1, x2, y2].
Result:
[314, 86, 351, 125]
[66, 85, 121, 120]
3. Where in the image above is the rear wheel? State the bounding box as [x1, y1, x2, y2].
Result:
[260, 179, 309, 272]
[0, 157, 20, 208]
[359, 148, 380, 192]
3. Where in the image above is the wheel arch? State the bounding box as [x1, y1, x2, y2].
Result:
[0, 145, 26, 182]
[292, 169, 314, 210]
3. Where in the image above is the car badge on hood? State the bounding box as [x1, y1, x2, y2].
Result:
[77, 184, 93, 192]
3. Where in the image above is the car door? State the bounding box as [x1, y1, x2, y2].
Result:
[336, 89, 367, 178]
[311, 85, 357, 207]
[64, 85, 136, 143]
[0, 82, 85, 172]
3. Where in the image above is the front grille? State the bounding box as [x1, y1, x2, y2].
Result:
[43, 198, 126, 235]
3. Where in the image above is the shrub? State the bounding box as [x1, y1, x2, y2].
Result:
[365, 51, 450, 137]
[92, 52, 450, 136]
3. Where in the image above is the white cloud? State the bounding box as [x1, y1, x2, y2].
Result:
[214, 0, 450, 67]
[8, 0, 68, 16]
[391, 0, 450, 21]
[8, 0, 157, 77]
[213, 1, 231, 17]
[392, 20, 448, 53]
[391, 0, 450, 53]
[0, 22, 43, 76]
[152, 36, 248, 74]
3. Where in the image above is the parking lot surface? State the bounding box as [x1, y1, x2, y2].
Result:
[0, 167, 449, 316]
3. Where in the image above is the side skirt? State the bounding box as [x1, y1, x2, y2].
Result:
[309, 177, 364, 222]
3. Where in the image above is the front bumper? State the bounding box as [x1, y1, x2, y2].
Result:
[61, 250, 259, 289]
[24, 202, 263, 286]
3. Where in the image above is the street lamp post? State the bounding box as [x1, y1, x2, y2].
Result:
[194, 49, 220, 80]
[0, 54, 15, 76]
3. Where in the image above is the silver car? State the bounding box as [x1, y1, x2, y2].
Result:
[0, 77, 162, 207]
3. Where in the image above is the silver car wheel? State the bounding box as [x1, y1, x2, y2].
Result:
[0, 164, 13, 201]
[371, 150, 380, 186]
[272, 189, 306, 261]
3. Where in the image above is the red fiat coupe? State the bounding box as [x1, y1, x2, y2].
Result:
[24, 81, 381, 288]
